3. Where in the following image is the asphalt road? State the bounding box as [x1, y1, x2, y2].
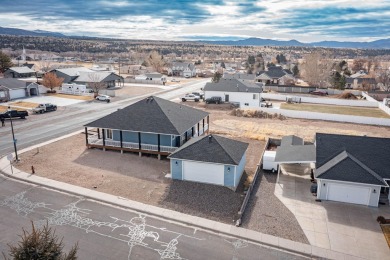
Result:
[0, 79, 208, 157]
[0, 175, 307, 260]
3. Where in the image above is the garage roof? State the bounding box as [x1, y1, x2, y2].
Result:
[168, 134, 248, 165]
[0, 78, 30, 90]
[274, 135, 316, 163]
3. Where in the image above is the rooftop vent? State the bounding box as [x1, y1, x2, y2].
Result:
[208, 135, 212, 143]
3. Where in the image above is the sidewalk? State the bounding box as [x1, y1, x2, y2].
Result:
[0, 131, 358, 260]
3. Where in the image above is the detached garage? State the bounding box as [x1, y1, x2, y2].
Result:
[168, 135, 248, 191]
[0, 78, 40, 101]
[315, 133, 390, 207]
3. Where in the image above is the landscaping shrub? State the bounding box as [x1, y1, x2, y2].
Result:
[230, 109, 286, 120]
[337, 92, 357, 99]
[377, 216, 387, 224]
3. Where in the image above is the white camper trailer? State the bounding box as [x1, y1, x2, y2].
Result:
[262, 151, 278, 172]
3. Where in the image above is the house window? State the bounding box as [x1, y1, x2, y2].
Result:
[253, 94, 258, 99]
[105, 129, 112, 139]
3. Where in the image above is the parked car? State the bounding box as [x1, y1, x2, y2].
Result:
[1, 110, 28, 119]
[96, 95, 111, 103]
[181, 94, 200, 102]
[205, 96, 222, 104]
[192, 91, 204, 99]
[32, 103, 57, 114]
[171, 78, 180, 82]
[310, 90, 328, 96]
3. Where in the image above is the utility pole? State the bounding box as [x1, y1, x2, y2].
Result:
[8, 106, 19, 161]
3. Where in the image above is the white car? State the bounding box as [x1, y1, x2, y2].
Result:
[171, 78, 180, 82]
[181, 94, 200, 102]
[96, 95, 111, 102]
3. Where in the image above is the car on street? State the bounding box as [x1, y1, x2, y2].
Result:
[205, 96, 222, 104]
[32, 103, 57, 114]
[171, 78, 180, 82]
[96, 95, 111, 102]
[1, 110, 28, 119]
[181, 94, 200, 102]
[309, 90, 328, 96]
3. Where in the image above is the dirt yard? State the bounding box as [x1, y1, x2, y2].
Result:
[115, 85, 163, 98]
[16, 133, 264, 224]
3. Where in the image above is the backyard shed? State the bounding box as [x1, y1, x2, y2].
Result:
[168, 135, 248, 190]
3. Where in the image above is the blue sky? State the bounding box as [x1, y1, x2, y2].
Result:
[0, 0, 389, 42]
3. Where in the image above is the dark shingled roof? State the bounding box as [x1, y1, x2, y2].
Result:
[204, 78, 262, 93]
[315, 133, 390, 185]
[0, 78, 30, 89]
[85, 96, 209, 135]
[257, 67, 290, 79]
[168, 134, 248, 165]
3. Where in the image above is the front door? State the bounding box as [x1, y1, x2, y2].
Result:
[225, 94, 229, 102]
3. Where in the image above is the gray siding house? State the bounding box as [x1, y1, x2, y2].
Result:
[168, 135, 248, 190]
[85, 96, 209, 158]
[4, 66, 36, 78]
[0, 78, 40, 101]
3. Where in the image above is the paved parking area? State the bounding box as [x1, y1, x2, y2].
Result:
[275, 169, 390, 259]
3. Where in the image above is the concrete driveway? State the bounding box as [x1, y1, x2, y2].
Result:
[275, 169, 390, 259]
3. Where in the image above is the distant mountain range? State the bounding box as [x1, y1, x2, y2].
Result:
[199, 37, 390, 49]
[0, 26, 389, 49]
[0, 26, 65, 37]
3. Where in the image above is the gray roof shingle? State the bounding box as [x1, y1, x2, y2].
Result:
[0, 78, 30, 89]
[204, 78, 262, 93]
[169, 134, 248, 165]
[281, 135, 304, 146]
[7, 66, 35, 74]
[85, 96, 209, 135]
[315, 133, 390, 184]
[223, 73, 256, 81]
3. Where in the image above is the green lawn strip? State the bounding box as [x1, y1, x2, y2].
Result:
[280, 103, 390, 118]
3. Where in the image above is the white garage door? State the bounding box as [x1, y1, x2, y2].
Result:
[9, 89, 26, 99]
[327, 183, 370, 205]
[183, 161, 224, 185]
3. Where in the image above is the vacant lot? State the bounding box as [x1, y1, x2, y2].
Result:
[17, 133, 263, 224]
[9, 101, 39, 109]
[45, 93, 94, 101]
[115, 85, 163, 98]
[280, 103, 390, 118]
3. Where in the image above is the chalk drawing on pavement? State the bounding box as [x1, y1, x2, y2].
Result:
[0, 191, 202, 260]
[225, 239, 249, 260]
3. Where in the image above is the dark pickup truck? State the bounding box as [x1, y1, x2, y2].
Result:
[0, 110, 28, 119]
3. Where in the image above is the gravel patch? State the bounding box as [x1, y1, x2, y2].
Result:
[241, 171, 309, 244]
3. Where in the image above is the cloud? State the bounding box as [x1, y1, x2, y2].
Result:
[0, 0, 389, 41]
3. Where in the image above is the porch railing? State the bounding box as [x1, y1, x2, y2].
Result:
[88, 135, 177, 153]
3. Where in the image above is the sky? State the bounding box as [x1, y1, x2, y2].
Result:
[0, 0, 389, 42]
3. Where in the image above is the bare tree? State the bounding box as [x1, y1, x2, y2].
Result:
[147, 51, 166, 73]
[36, 54, 54, 73]
[376, 69, 390, 91]
[352, 58, 367, 73]
[42, 72, 64, 92]
[88, 73, 106, 97]
[301, 52, 333, 87]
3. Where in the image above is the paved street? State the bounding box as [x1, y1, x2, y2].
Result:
[0, 175, 307, 260]
[0, 79, 209, 157]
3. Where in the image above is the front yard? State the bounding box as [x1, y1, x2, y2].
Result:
[280, 103, 390, 118]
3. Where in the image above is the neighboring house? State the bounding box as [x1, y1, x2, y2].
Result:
[73, 71, 124, 88]
[223, 73, 256, 82]
[84, 96, 210, 159]
[0, 78, 40, 101]
[345, 77, 376, 90]
[255, 66, 295, 85]
[135, 73, 167, 82]
[168, 134, 248, 190]
[315, 133, 390, 207]
[172, 62, 196, 77]
[203, 78, 263, 108]
[4, 66, 36, 78]
[50, 67, 123, 88]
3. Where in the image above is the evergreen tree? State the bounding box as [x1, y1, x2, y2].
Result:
[292, 65, 299, 77]
[211, 72, 222, 83]
[0, 51, 13, 73]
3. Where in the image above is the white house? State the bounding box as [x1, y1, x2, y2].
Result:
[172, 62, 196, 77]
[203, 78, 263, 108]
[168, 134, 248, 191]
[135, 73, 167, 82]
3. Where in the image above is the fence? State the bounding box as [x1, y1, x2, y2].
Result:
[124, 78, 164, 85]
[262, 86, 361, 96]
[236, 138, 270, 226]
[361, 91, 390, 116]
[261, 93, 378, 107]
[256, 107, 390, 126]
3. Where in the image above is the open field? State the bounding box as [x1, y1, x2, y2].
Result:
[45, 93, 94, 100]
[9, 101, 39, 108]
[280, 103, 390, 118]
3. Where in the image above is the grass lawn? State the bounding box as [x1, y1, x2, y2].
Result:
[45, 93, 94, 100]
[280, 103, 390, 118]
[381, 225, 390, 247]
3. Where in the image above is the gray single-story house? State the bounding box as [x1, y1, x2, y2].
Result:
[0, 78, 40, 101]
[4, 66, 36, 78]
[315, 133, 390, 207]
[168, 134, 248, 190]
[84, 96, 210, 158]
